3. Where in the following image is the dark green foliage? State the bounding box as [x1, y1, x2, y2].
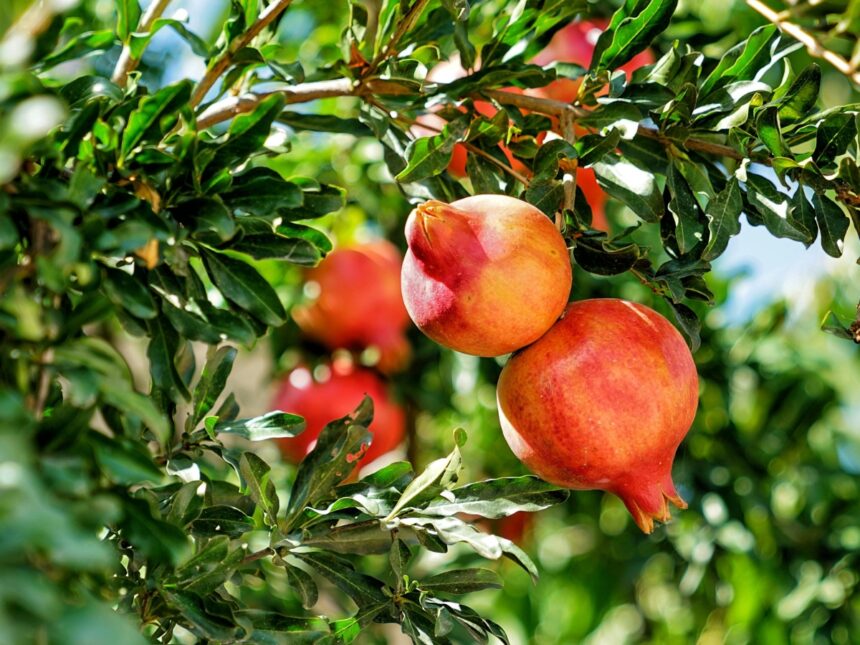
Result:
[0, 0, 858, 643]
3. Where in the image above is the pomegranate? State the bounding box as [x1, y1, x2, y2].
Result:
[292, 240, 411, 373]
[496, 299, 698, 533]
[402, 195, 572, 357]
[272, 361, 406, 467]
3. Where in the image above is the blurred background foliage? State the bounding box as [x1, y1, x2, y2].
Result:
[1, 0, 858, 643]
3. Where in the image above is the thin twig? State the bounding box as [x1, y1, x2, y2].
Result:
[558, 109, 577, 230]
[746, 0, 860, 86]
[242, 547, 273, 565]
[111, 0, 172, 86]
[462, 142, 530, 186]
[190, 0, 294, 107]
[196, 77, 358, 128]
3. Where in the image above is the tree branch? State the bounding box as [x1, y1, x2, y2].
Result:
[196, 78, 358, 129]
[746, 0, 860, 86]
[111, 0, 172, 86]
[190, 0, 294, 108]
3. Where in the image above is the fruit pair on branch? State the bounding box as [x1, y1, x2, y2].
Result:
[403, 196, 699, 533]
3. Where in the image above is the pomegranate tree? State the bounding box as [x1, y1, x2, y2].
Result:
[496, 299, 699, 533]
[401, 195, 572, 357]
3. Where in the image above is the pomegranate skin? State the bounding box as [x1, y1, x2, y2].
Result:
[496, 299, 698, 533]
[292, 240, 411, 373]
[273, 363, 405, 467]
[401, 195, 572, 357]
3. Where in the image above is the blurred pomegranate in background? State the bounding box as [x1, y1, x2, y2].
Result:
[292, 240, 411, 373]
[273, 361, 406, 466]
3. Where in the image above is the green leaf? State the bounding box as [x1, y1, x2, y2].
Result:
[189, 505, 255, 538]
[282, 398, 374, 530]
[813, 113, 857, 169]
[175, 198, 236, 243]
[812, 193, 850, 258]
[820, 310, 856, 341]
[222, 167, 303, 216]
[573, 236, 640, 276]
[147, 314, 190, 401]
[421, 476, 567, 519]
[211, 411, 305, 441]
[101, 267, 157, 319]
[190, 346, 237, 428]
[422, 568, 503, 595]
[39, 30, 117, 69]
[699, 25, 779, 97]
[121, 498, 191, 568]
[385, 443, 463, 520]
[162, 591, 240, 641]
[745, 174, 811, 244]
[592, 0, 677, 72]
[278, 111, 372, 136]
[231, 233, 322, 265]
[668, 300, 701, 351]
[285, 565, 319, 609]
[756, 106, 788, 158]
[300, 521, 393, 555]
[593, 156, 664, 223]
[116, 0, 142, 41]
[293, 552, 389, 607]
[665, 161, 706, 256]
[234, 610, 331, 643]
[239, 452, 279, 524]
[128, 18, 211, 59]
[396, 119, 468, 183]
[390, 538, 412, 585]
[201, 249, 286, 326]
[120, 81, 192, 162]
[207, 94, 286, 171]
[702, 178, 743, 261]
[788, 188, 818, 246]
[91, 434, 162, 485]
[776, 64, 820, 123]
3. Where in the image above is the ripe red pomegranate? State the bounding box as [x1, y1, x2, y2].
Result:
[401, 195, 572, 357]
[272, 362, 406, 467]
[292, 240, 411, 373]
[496, 299, 698, 533]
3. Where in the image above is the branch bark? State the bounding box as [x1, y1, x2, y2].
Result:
[196, 77, 358, 129]
[111, 0, 172, 86]
[190, 0, 294, 107]
[746, 0, 860, 86]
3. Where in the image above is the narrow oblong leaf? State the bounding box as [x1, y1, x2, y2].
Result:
[702, 177, 743, 261]
[422, 568, 503, 595]
[201, 249, 286, 326]
[812, 193, 850, 258]
[121, 81, 192, 161]
[592, 0, 677, 72]
[593, 156, 664, 223]
[285, 565, 319, 609]
[421, 476, 568, 518]
[776, 63, 820, 123]
[212, 411, 305, 441]
[189, 505, 254, 538]
[190, 346, 237, 428]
